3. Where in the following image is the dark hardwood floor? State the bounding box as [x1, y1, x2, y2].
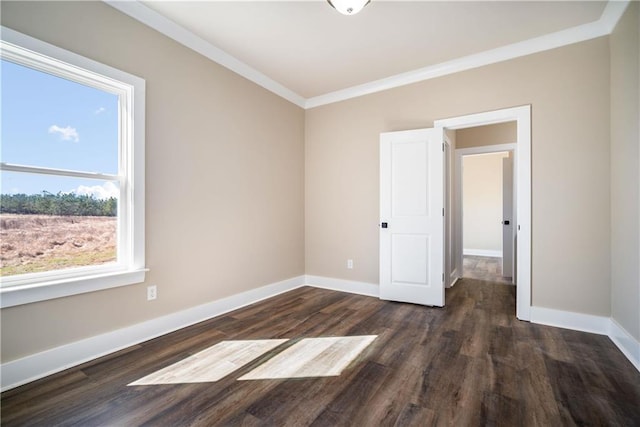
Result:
[2, 281, 639, 426]
[464, 255, 512, 283]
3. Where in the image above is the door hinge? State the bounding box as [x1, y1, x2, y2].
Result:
[442, 273, 445, 282]
[442, 208, 445, 217]
[442, 143, 444, 152]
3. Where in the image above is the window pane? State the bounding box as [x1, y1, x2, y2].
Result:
[1, 59, 119, 174]
[1, 172, 118, 277]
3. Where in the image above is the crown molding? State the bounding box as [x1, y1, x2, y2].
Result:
[599, 0, 631, 33]
[306, 1, 630, 108]
[104, 1, 629, 110]
[103, 0, 306, 108]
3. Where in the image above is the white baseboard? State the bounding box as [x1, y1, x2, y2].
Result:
[0, 275, 306, 392]
[4, 277, 638, 391]
[531, 306, 640, 373]
[609, 318, 640, 372]
[304, 275, 379, 298]
[447, 269, 460, 288]
[463, 249, 502, 258]
[448, 277, 460, 288]
[530, 306, 610, 334]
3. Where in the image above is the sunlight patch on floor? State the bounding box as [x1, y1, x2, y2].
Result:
[128, 339, 287, 385]
[239, 335, 377, 380]
[128, 335, 377, 385]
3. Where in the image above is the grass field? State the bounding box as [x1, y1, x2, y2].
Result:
[0, 214, 117, 277]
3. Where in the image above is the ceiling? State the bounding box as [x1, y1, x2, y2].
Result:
[114, 1, 616, 107]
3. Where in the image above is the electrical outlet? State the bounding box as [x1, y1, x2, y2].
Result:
[347, 259, 354, 269]
[147, 285, 157, 301]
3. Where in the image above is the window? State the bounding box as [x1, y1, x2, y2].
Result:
[0, 27, 146, 308]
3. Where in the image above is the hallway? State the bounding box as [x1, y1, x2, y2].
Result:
[463, 255, 512, 284]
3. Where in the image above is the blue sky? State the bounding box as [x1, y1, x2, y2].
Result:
[1, 59, 120, 199]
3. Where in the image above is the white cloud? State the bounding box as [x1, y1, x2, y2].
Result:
[48, 125, 79, 142]
[73, 182, 119, 200]
[94, 107, 106, 115]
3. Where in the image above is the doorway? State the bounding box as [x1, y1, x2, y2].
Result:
[460, 148, 514, 284]
[435, 105, 531, 321]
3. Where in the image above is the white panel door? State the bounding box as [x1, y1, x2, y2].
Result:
[502, 154, 514, 281]
[380, 128, 444, 306]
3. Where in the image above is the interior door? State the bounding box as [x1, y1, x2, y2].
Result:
[380, 128, 444, 306]
[502, 153, 514, 280]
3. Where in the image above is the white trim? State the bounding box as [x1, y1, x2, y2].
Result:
[599, 0, 632, 33]
[456, 143, 516, 289]
[0, 27, 143, 95]
[305, 1, 628, 108]
[0, 26, 147, 303]
[0, 275, 306, 391]
[609, 319, 640, 372]
[0, 162, 118, 181]
[448, 275, 459, 289]
[530, 306, 610, 335]
[4, 277, 639, 391]
[304, 275, 379, 298]
[530, 307, 640, 373]
[306, 21, 602, 108]
[103, 0, 305, 108]
[455, 143, 517, 156]
[100, 0, 628, 109]
[463, 249, 502, 258]
[0, 269, 147, 309]
[436, 106, 531, 321]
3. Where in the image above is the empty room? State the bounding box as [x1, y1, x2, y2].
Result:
[0, 1, 638, 425]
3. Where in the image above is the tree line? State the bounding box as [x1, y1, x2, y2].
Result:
[0, 192, 117, 217]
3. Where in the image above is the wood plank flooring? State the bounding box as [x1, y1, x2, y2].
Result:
[238, 336, 377, 380]
[2, 281, 639, 426]
[464, 255, 512, 283]
[129, 339, 288, 385]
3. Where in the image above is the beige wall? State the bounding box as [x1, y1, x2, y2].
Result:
[0, 1, 305, 362]
[463, 152, 509, 254]
[3, 1, 634, 366]
[610, 2, 640, 340]
[456, 122, 517, 149]
[306, 37, 611, 316]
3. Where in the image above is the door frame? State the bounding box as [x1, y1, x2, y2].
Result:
[443, 135, 454, 289]
[501, 151, 515, 281]
[456, 144, 516, 282]
[435, 105, 531, 321]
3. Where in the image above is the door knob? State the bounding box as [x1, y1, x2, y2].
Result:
[380, 222, 388, 228]
[502, 220, 510, 225]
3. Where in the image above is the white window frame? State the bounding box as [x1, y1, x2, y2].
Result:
[0, 27, 146, 308]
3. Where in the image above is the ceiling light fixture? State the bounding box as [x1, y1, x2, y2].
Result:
[327, 0, 370, 15]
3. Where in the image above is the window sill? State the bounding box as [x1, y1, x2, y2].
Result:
[0, 269, 148, 308]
